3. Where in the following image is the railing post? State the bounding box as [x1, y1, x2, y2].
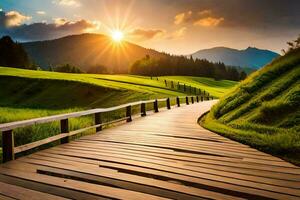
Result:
[201, 96, 204, 101]
[196, 96, 199, 102]
[186, 96, 189, 105]
[154, 99, 159, 113]
[176, 96, 180, 107]
[2, 130, 14, 163]
[141, 103, 146, 117]
[95, 113, 102, 132]
[60, 119, 69, 144]
[211, 96, 214, 100]
[191, 96, 194, 104]
[126, 105, 132, 122]
[166, 98, 171, 109]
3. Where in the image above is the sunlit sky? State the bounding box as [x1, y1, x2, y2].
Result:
[0, 0, 300, 54]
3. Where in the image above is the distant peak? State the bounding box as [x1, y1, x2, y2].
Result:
[245, 46, 258, 51]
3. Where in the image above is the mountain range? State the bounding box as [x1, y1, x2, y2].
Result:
[22, 33, 165, 73]
[22, 33, 279, 73]
[192, 47, 279, 69]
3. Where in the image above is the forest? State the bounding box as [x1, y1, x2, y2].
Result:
[131, 54, 247, 81]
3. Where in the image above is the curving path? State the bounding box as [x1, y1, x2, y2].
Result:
[0, 101, 299, 199]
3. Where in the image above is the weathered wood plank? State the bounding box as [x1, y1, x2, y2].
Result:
[0, 181, 69, 200]
[0, 167, 167, 200]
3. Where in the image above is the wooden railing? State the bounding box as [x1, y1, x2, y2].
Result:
[0, 95, 213, 163]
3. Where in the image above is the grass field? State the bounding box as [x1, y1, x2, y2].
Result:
[201, 48, 300, 165]
[0, 67, 237, 162]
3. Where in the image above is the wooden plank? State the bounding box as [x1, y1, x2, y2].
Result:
[28, 152, 300, 189]
[0, 181, 69, 200]
[77, 138, 295, 167]
[0, 167, 167, 200]
[0, 194, 15, 200]
[40, 145, 300, 185]
[14, 133, 69, 154]
[49, 142, 300, 175]
[45, 143, 300, 181]
[36, 149, 300, 192]
[0, 174, 108, 200]
[2, 160, 243, 200]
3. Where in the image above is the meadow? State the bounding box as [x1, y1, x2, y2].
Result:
[201, 48, 300, 165]
[0, 67, 238, 162]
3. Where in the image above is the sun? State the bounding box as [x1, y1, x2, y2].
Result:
[112, 30, 124, 42]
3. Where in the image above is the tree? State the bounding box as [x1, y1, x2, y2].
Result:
[130, 53, 247, 81]
[0, 36, 31, 68]
[53, 64, 82, 73]
[284, 34, 300, 54]
[240, 71, 247, 80]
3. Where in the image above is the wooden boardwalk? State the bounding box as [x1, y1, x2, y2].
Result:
[0, 101, 299, 200]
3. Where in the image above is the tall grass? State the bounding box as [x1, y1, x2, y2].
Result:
[201, 48, 300, 165]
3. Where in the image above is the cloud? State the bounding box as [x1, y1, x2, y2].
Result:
[36, 11, 46, 15]
[0, 13, 99, 41]
[194, 17, 224, 27]
[4, 11, 31, 27]
[174, 9, 224, 27]
[52, 0, 81, 7]
[174, 27, 186, 37]
[174, 11, 192, 25]
[198, 9, 212, 16]
[167, 27, 187, 40]
[130, 28, 164, 40]
[53, 18, 67, 26]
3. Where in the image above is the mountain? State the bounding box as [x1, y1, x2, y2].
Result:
[202, 48, 300, 165]
[192, 47, 279, 69]
[22, 33, 165, 73]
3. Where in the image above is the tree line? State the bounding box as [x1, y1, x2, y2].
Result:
[130, 54, 247, 81]
[0, 36, 32, 69]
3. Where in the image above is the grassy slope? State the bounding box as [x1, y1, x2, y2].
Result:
[201, 49, 300, 165]
[0, 67, 237, 159]
[162, 76, 236, 97]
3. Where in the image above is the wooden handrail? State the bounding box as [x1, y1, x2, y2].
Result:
[0, 95, 210, 163]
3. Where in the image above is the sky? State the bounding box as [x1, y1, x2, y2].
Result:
[0, 0, 299, 54]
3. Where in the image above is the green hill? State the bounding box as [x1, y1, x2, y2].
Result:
[0, 67, 237, 120]
[0, 67, 238, 161]
[201, 48, 300, 165]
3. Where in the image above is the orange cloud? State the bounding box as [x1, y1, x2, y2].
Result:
[174, 9, 224, 27]
[53, 18, 100, 32]
[130, 28, 164, 40]
[53, 18, 67, 26]
[5, 11, 31, 27]
[194, 17, 224, 27]
[198, 9, 212, 16]
[174, 11, 192, 25]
